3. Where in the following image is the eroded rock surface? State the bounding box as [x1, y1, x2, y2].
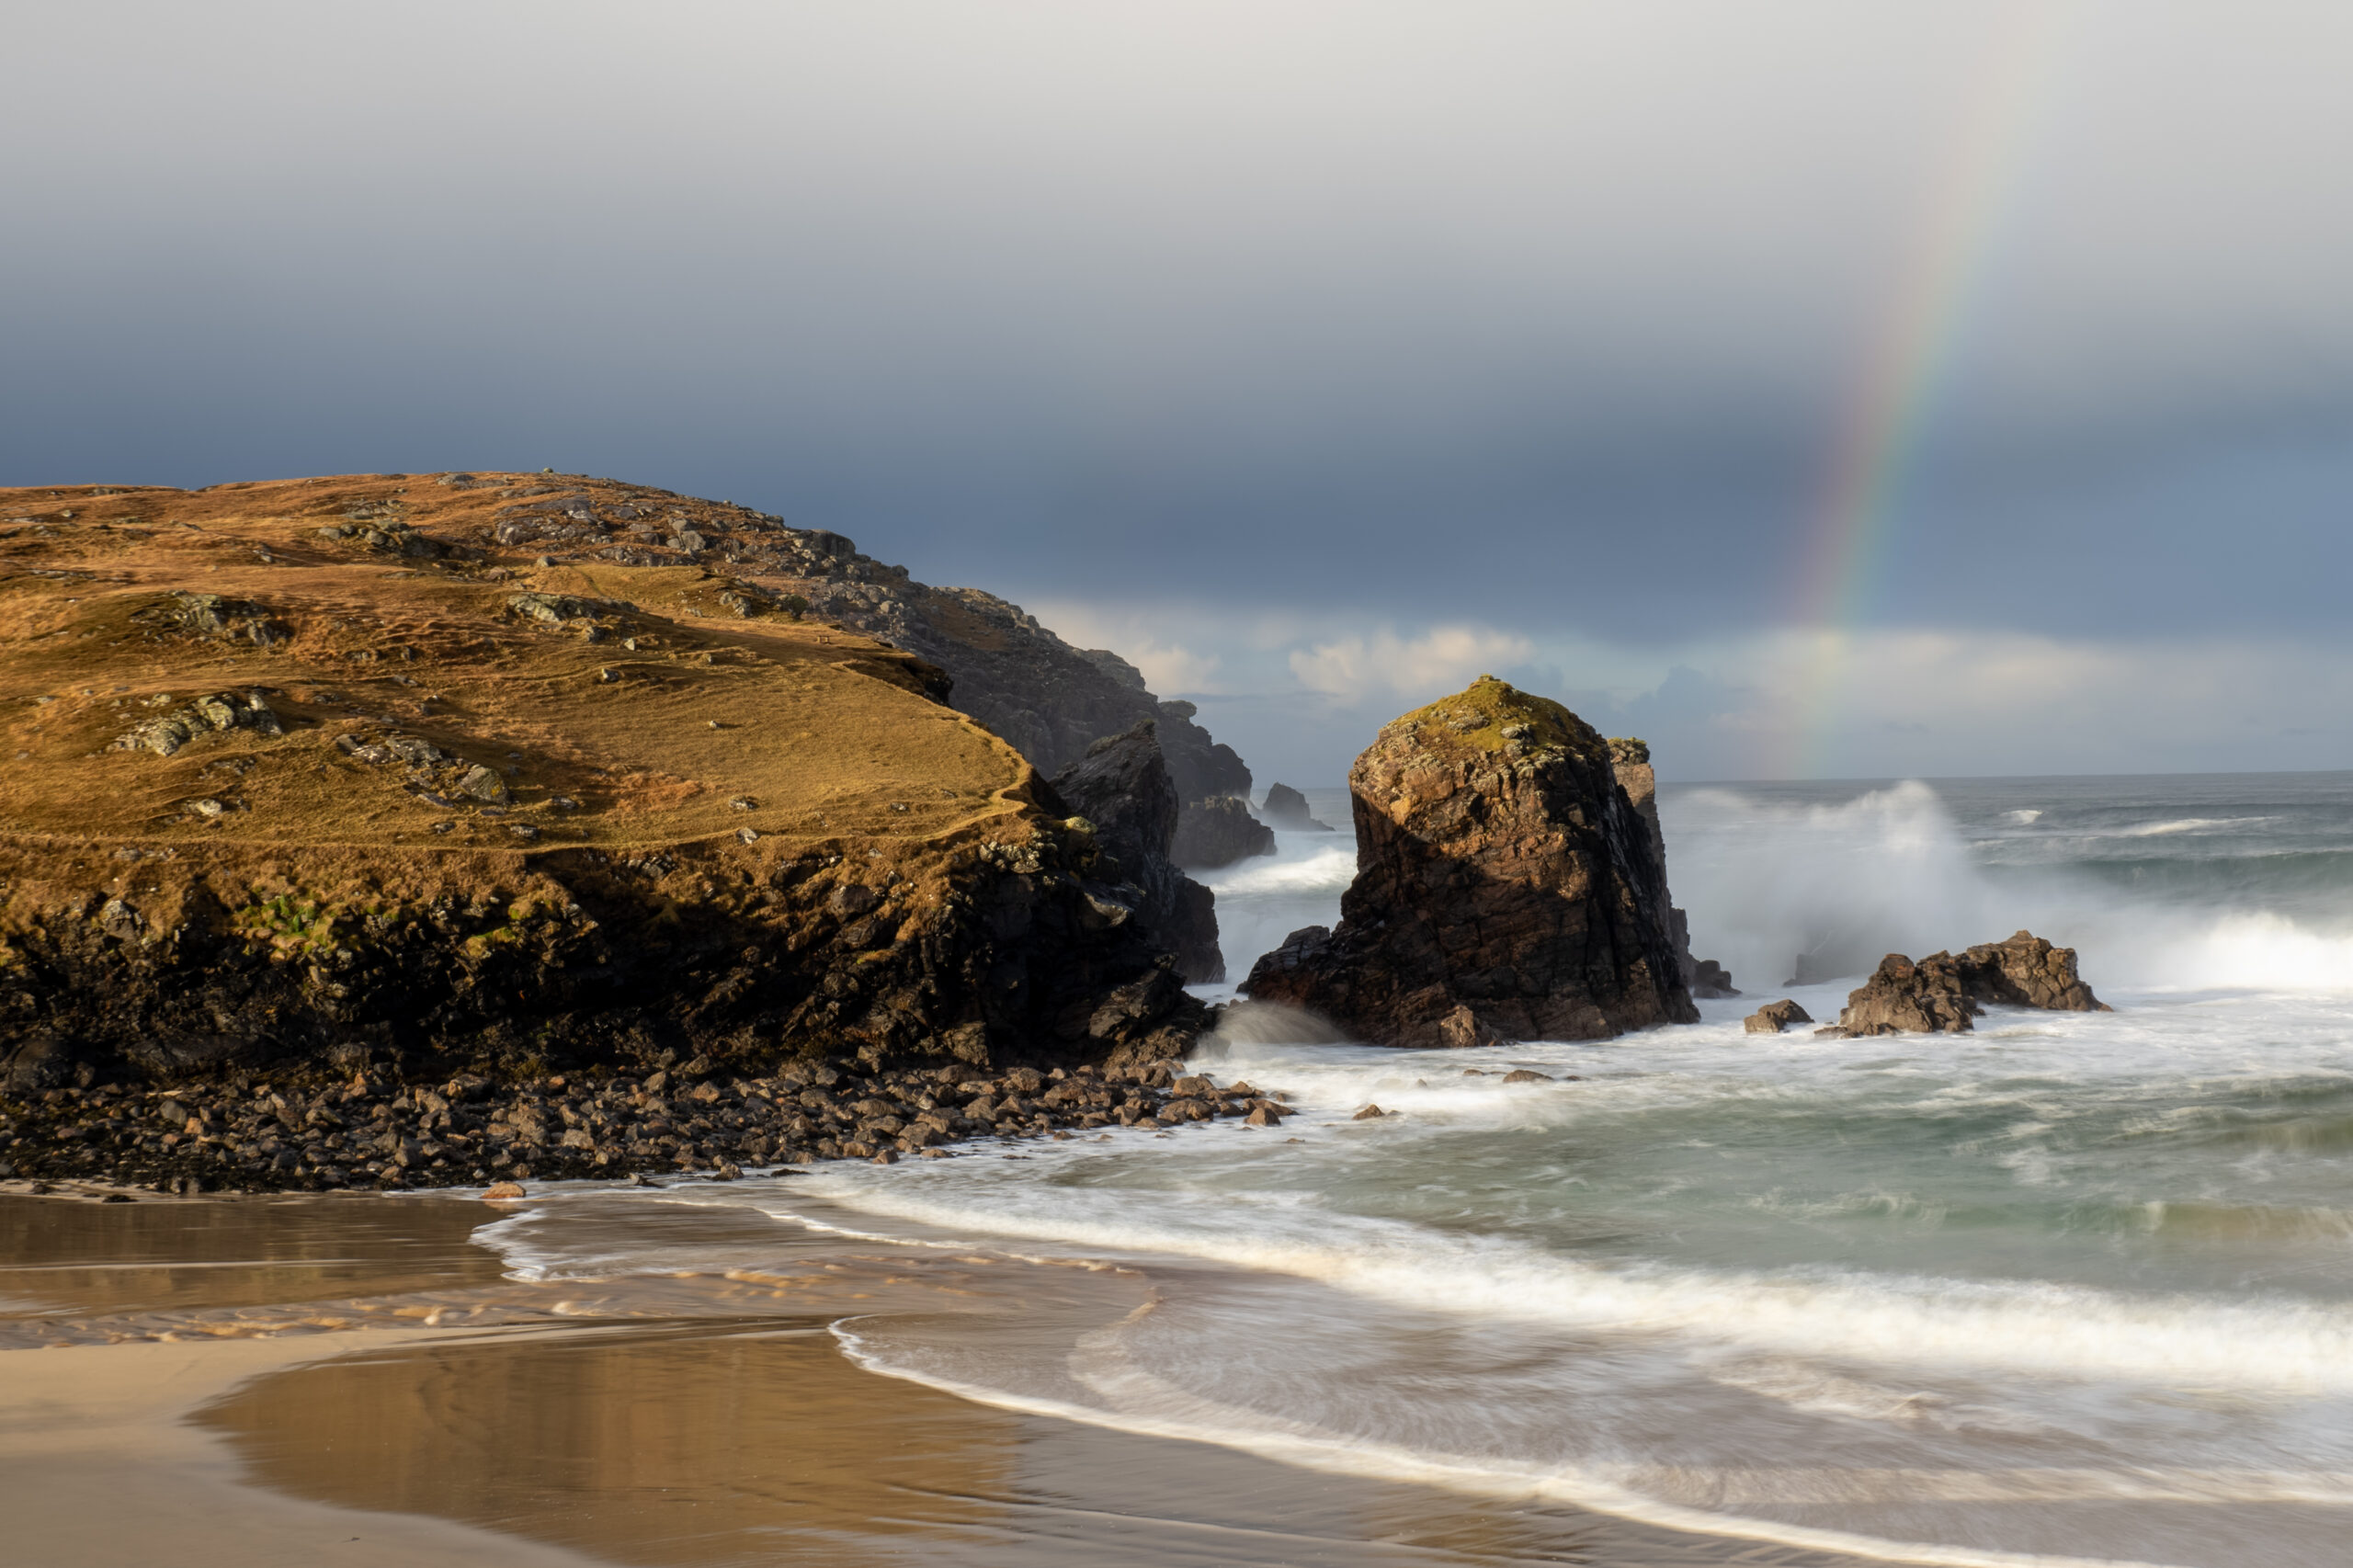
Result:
[1243, 677, 1697, 1047]
[1171, 794, 1275, 869]
[1607, 737, 1736, 997]
[1049, 722, 1223, 983]
[1826, 931, 2109, 1037]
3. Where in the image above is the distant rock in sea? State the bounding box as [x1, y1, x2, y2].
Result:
[1258, 783, 1333, 833]
[1744, 998, 1813, 1034]
[1823, 931, 2109, 1037]
[1243, 676, 1697, 1047]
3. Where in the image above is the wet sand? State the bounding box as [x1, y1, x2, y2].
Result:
[0, 1189, 1859, 1568]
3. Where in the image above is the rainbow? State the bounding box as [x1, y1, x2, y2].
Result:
[1780, 4, 2081, 778]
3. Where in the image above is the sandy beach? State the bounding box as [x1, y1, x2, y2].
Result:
[0, 1188, 1856, 1568]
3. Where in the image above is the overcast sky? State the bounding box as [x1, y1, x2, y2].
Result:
[9, 2, 2351, 782]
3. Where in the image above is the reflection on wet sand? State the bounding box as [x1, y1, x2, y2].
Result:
[5, 1190, 1859, 1568]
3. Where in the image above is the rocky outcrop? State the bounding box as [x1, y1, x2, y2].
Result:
[1606, 737, 1736, 997]
[1243, 677, 1697, 1047]
[1260, 783, 1333, 832]
[0, 474, 1213, 1103]
[1744, 998, 1813, 1034]
[1049, 722, 1223, 983]
[1825, 931, 2109, 1037]
[1170, 796, 1276, 869]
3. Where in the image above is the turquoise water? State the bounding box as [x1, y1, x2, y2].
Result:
[489, 775, 2353, 1568]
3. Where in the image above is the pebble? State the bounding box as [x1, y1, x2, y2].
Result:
[0, 1058, 1286, 1195]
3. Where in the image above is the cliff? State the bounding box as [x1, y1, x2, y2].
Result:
[1046, 722, 1223, 983]
[1243, 676, 1698, 1047]
[0, 472, 1207, 1094]
[691, 517, 1258, 846]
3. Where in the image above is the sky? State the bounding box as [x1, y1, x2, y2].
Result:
[7, 2, 2352, 784]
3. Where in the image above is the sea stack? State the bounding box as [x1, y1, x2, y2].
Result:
[1243, 676, 1698, 1046]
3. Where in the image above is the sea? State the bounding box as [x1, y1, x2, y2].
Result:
[480, 773, 2353, 1568]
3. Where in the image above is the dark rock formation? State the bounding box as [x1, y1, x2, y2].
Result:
[1243, 677, 1697, 1047]
[1744, 998, 1813, 1034]
[1692, 958, 1740, 998]
[1260, 783, 1333, 832]
[1049, 722, 1224, 983]
[1825, 931, 2109, 1037]
[1606, 738, 1736, 997]
[1171, 796, 1276, 869]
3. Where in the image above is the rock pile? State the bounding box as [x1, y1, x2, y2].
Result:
[1244, 677, 1697, 1047]
[0, 1062, 1294, 1193]
[1824, 931, 2109, 1037]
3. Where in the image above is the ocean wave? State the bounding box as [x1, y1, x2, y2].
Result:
[792, 1171, 2353, 1396]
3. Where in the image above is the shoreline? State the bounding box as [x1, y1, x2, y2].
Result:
[2, 1186, 1873, 1568]
[0, 1055, 1289, 1195]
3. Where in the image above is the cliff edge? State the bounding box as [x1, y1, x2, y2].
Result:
[0, 472, 1206, 1094]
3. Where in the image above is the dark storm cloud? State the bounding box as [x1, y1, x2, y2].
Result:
[7, 1, 2353, 647]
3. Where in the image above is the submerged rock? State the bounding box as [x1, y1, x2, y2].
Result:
[1259, 782, 1333, 832]
[1050, 722, 1223, 983]
[1824, 931, 2109, 1037]
[1170, 795, 1275, 869]
[1243, 676, 1697, 1048]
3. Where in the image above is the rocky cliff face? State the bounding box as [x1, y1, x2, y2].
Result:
[1606, 737, 1737, 998]
[1170, 795, 1275, 869]
[1047, 722, 1223, 983]
[1826, 932, 2109, 1037]
[1242, 677, 1698, 1047]
[0, 473, 1207, 1095]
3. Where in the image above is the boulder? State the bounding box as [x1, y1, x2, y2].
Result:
[1243, 676, 1697, 1047]
[1825, 931, 2108, 1037]
[1743, 998, 1813, 1034]
[1050, 722, 1225, 983]
[1259, 782, 1333, 832]
[1171, 795, 1275, 869]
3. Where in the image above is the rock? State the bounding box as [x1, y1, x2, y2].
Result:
[1259, 783, 1333, 832]
[1171, 795, 1274, 869]
[1960, 930, 2109, 1013]
[1826, 932, 2108, 1037]
[1049, 722, 1223, 983]
[114, 690, 283, 756]
[1500, 1068, 1555, 1084]
[1244, 1105, 1282, 1127]
[1351, 1104, 1385, 1119]
[483, 1181, 527, 1200]
[459, 765, 509, 804]
[1692, 958, 1740, 998]
[1744, 999, 1813, 1034]
[1244, 677, 1697, 1048]
[1830, 953, 1981, 1036]
[1606, 737, 1734, 999]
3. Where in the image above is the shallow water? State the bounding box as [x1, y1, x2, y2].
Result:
[465, 773, 2353, 1568]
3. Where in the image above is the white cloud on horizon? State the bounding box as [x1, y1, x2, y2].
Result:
[1001, 593, 2353, 787]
